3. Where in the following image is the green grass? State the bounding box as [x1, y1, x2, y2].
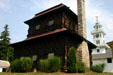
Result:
[0, 72, 113, 75]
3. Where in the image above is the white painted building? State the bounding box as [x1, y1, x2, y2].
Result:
[91, 16, 113, 72]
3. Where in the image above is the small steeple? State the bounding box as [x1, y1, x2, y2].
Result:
[91, 16, 106, 46]
[91, 17, 110, 55]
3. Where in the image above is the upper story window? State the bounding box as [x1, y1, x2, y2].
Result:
[96, 40, 100, 44]
[96, 34, 99, 38]
[107, 58, 112, 63]
[48, 20, 54, 26]
[36, 25, 40, 30]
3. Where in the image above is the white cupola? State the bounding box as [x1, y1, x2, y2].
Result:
[91, 16, 109, 54]
[91, 16, 106, 46]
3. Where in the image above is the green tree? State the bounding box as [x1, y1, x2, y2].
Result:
[0, 25, 14, 62]
[67, 47, 78, 73]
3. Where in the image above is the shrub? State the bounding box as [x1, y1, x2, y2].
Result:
[39, 56, 62, 72]
[77, 61, 89, 73]
[11, 57, 33, 72]
[39, 59, 49, 72]
[67, 47, 78, 73]
[11, 59, 23, 72]
[67, 47, 89, 73]
[48, 56, 62, 72]
[91, 63, 105, 73]
[20, 57, 33, 72]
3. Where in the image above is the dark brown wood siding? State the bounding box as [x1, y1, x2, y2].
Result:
[27, 11, 62, 38]
[12, 32, 67, 69]
[62, 12, 78, 33]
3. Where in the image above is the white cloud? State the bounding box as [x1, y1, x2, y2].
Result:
[0, 0, 11, 11]
[0, 1, 5, 9]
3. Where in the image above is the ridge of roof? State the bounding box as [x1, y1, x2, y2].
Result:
[34, 3, 65, 18]
[24, 4, 66, 24]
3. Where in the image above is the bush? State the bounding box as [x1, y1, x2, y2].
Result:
[39, 59, 49, 72]
[11, 57, 33, 72]
[20, 57, 33, 72]
[91, 63, 105, 73]
[39, 56, 62, 72]
[78, 61, 89, 73]
[67, 47, 78, 73]
[11, 59, 23, 72]
[48, 56, 62, 72]
[67, 47, 89, 73]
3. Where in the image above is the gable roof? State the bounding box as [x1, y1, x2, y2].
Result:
[34, 4, 65, 18]
[24, 3, 77, 24]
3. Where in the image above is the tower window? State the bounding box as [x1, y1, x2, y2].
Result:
[36, 25, 40, 30]
[96, 40, 100, 44]
[97, 49, 100, 52]
[96, 34, 99, 38]
[48, 20, 54, 26]
[107, 58, 112, 63]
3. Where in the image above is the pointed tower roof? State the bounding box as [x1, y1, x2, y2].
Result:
[91, 16, 106, 35]
[93, 16, 102, 28]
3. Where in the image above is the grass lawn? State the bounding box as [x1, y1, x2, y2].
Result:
[0, 72, 113, 75]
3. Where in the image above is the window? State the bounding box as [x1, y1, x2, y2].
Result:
[107, 58, 112, 63]
[96, 34, 99, 38]
[100, 33, 101, 37]
[32, 55, 37, 61]
[96, 40, 100, 44]
[97, 49, 100, 52]
[36, 25, 40, 30]
[48, 20, 54, 26]
[48, 53, 54, 58]
[96, 26, 98, 30]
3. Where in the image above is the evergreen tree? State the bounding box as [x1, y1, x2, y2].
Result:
[0, 25, 14, 62]
[67, 47, 78, 73]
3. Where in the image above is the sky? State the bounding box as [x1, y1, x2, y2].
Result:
[0, 0, 113, 43]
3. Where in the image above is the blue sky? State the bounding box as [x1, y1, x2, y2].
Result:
[0, 0, 113, 43]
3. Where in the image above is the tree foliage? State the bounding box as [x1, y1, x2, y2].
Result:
[39, 56, 62, 72]
[67, 47, 88, 73]
[11, 57, 33, 72]
[67, 47, 78, 73]
[0, 25, 14, 62]
[91, 63, 105, 73]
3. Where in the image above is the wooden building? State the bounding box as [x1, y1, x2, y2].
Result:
[11, 0, 96, 70]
